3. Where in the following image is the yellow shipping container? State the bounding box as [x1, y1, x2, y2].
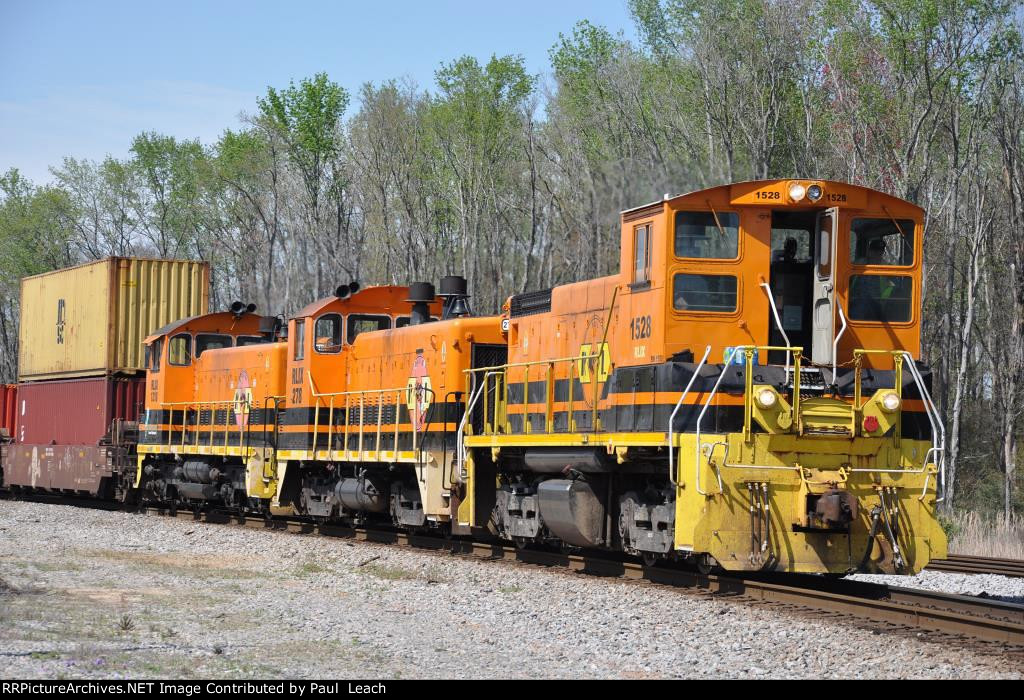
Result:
[18, 257, 210, 381]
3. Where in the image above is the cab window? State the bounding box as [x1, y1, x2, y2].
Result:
[237, 336, 266, 347]
[149, 338, 163, 372]
[850, 218, 915, 266]
[168, 333, 192, 366]
[673, 274, 738, 312]
[395, 316, 437, 328]
[633, 223, 651, 284]
[347, 314, 391, 343]
[848, 275, 912, 322]
[314, 313, 343, 353]
[294, 320, 305, 361]
[675, 211, 739, 259]
[195, 333, 232, 358]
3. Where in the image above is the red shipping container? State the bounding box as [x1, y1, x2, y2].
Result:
[0, 384, 16, 439]
[16, 376, 144, 445]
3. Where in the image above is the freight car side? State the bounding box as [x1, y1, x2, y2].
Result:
[3, 376, 142, 498]
[0, 384, 16, 441]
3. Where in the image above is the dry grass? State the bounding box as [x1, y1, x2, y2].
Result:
[946, 510, 1024, 559]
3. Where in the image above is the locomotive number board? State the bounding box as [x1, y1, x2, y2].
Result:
[729, 181, 868, 208]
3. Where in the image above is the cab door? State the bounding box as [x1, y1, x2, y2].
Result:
[811, 208, 839, 365]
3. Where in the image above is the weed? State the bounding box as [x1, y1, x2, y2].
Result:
[948, 510, 1024, 558]
[117, 614, 135, 633]
[298, 560, 330, 576]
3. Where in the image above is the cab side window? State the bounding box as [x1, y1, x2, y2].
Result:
[195, 333, 232, 358]
[168, 333, 192, 366]
[314, 314, 343, 354]
[633, 223, 651, 284]
[149, 338, 163, 372]
[294, 320, 305, 361]
[396, 316, 436, 328]
[347, 314, 391, 343]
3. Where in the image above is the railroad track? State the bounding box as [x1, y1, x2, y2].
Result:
[927, 555, 1024, 578]
[134, 505, 1024, 651]
[7, 491, 1023, 651]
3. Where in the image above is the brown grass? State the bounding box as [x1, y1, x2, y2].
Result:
[947, 510, 1024, 559]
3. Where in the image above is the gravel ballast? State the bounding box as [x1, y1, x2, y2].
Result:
[0, 500, 1020, 679]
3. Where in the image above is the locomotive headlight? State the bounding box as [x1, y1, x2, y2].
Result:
[807, 184, 823, 202]
[880, 391, 901, 412]
[756, 388, 778, 409]
[788, 183, 806, 202]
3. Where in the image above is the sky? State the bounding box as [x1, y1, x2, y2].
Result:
[0, 0, 636, 184]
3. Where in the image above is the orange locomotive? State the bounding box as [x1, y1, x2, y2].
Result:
[134, 179, 946, 575]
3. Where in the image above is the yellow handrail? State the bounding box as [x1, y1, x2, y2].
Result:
[464, 349, 606, 436]
[156, 399, 256, 452]
[306, 372, 409, 458]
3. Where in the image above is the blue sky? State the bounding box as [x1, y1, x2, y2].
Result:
[1, 0, 636, 184]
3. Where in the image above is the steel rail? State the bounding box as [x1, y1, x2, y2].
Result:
[927, 555, 1024, 579]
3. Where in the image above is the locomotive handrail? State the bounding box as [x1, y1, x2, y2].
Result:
[901, 351, 946, 501]
[832, 305, 848, 381]
[700, 347, 943, 502]
[260, 395, 285, 481]
[464, 348, 606, 436]
[852, 348, 903, 409]
[696, 345, 803, 496]
[156, 399, 253, 455]
[847, 349, 945, 500]
[695, 345, 748, 496]
[760, 282, 793, 373]
[305, 375, 409, 461]
[457, 370, 504, 479]
[667, 345, 711, 487]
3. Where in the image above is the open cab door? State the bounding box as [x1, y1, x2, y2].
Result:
[812, 208, 839, 366]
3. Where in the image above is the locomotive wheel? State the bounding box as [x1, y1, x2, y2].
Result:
[641, 552, 659, 568]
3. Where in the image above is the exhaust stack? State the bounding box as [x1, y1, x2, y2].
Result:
[439, 275, 472, 319]
[406, 282, 435, 326]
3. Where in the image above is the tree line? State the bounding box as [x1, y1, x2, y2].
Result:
[1, 0, 1022, 518]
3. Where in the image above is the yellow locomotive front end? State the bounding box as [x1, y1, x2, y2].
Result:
[671, 345, 945, 574]
[460, 179, 945, 576]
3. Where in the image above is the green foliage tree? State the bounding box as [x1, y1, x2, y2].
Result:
[2, 1, 1023, 516]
